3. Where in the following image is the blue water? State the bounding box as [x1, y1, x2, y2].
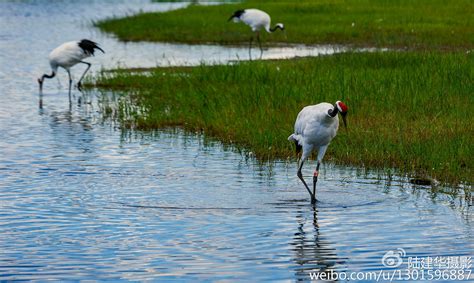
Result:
[0, 0, 472, 281]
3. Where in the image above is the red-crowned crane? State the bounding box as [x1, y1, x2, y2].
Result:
[228, 9, 284, 60]
[38, 39, 104, 97]
[288, 101, 348, 204]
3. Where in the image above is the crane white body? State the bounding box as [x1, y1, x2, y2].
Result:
[232, 9, 273, 33]
[289, 101, 348, 203]
[289, 103, 339, 163]
[229, 8, 284, 59]
[48, 41, 91, 73]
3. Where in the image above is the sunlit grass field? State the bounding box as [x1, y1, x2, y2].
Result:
[96, 0, 473, 50]
[92, 51, 473, 185]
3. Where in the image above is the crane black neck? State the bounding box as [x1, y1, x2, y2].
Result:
[40, 71, 56, 82]
[328, 104, 339, 118]
[270, 25, 284, 32]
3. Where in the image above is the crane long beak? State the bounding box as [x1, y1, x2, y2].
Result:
[341, 113, 347, 129]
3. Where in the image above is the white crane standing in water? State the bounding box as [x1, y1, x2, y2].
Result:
[38, 39, 104, 97]
[288, 101, 348, 204]
[228, 9, 284, 60]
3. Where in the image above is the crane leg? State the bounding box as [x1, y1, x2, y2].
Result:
[312, 162, 320, 204]
[297, 160, 314, 201]
[67, 70, 72, 103]
[257, 33, 263, 59]
[76, 61, 91, 91]
[249, 36, 253, 60]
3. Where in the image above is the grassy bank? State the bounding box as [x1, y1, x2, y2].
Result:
[96, 0, 473, 50]
[93, 51, 473, 185]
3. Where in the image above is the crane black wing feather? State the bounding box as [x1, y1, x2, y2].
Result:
[78, 39, 104, 56]
[228, 9, 245, 21]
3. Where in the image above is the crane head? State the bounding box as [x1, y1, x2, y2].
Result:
[38, 78, 43, 91]
[336, 101, 348, 128]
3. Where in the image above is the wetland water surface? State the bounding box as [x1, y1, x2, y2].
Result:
[0, 1, 473, 281]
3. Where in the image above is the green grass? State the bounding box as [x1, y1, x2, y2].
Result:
[96, 0, 473, 50]
[92, 0, 473, 185]
[92, 51, 473, 185]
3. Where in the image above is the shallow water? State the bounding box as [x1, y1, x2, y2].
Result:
[0, 1, 473, 281]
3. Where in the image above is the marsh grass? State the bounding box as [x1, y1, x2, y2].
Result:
[96, 0, 473, 50]
[93, 51, 473, 185]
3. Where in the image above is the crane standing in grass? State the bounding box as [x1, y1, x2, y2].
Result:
[228, 9, 284, 60]
[38, 39, 104, 98]
[288, 101, 348, 204]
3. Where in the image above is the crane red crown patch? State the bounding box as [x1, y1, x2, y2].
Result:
[336, 101, 348, 113]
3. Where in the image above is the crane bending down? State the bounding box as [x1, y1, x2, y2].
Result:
[288, 101, 348, 204]
[38, 39, 104, 96]
[228, 9, 284, 60]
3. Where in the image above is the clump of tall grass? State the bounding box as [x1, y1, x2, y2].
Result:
[92, 51, 473, 185]
[96, 0, 473, 50]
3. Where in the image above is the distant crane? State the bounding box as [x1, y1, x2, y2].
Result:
[228, 9, 284, 60]
[288, 101, 348, 204]
[38, 39, 104, 97]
